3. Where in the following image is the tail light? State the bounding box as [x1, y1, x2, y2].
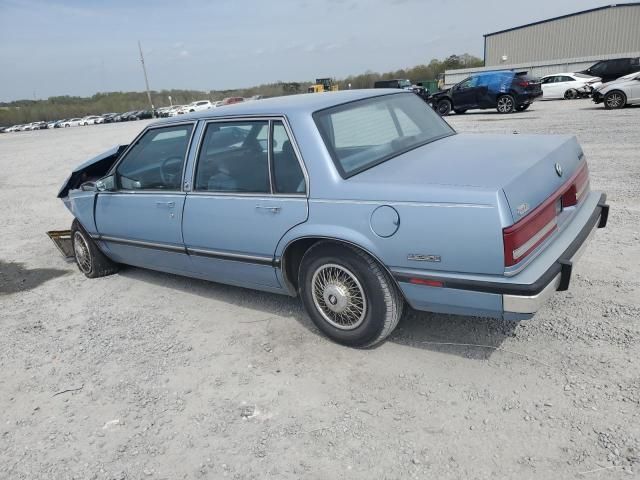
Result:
[560, 162, 589, 207]
[515, 79, 530, 87]
[503, 161, 590, 267]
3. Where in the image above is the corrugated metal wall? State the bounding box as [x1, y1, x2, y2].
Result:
[485, 5, 640, 66]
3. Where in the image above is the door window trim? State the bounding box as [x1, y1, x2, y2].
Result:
[105, 121, 197, 194]
[189, 115, 309, 198]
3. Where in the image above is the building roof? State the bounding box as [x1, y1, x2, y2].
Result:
[484, 3, 640, 37]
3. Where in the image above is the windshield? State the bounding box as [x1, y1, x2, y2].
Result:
[398, 79, 412, 88]
[314, 93, 455, 178]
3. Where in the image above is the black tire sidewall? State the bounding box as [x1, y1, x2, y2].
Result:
[299, 244, 392, 347]
[437, 99, 452, 115]
[71, 224, 95, 276]
[604, 91, 626, 109]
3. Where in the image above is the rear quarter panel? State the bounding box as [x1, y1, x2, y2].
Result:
[277, 195, 507, 276]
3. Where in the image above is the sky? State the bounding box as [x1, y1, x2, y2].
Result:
[0, 0, 631, 101]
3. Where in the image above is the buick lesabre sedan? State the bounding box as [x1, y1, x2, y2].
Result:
[57, 90, 608, 347]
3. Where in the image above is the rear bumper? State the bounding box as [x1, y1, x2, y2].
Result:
[503, 194, 607, 313]
[393, 193, 608, 318]
[516, 90, 543, 104]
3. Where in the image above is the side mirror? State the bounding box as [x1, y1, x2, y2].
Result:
[96, 175, 115, 192]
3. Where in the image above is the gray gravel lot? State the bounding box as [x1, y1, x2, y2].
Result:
[1, 99, 639, 479]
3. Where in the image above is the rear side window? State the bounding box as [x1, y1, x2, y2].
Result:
[195, 121, 269, 193]
[272, 122, 306, 194]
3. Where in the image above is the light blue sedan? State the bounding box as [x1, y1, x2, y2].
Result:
[58, 90, 609, 347]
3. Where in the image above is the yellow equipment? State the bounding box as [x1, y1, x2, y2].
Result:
[307, 78, 339, 93]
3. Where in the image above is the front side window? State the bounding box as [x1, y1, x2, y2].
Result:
[116, 124, 193, 190]
[314, 93, 454, 178]
[195, 121, 269, 193]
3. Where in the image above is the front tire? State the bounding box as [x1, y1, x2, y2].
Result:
[71, 220, 119, 278]
[604, 91, 626, 109]
[436, 99, 452, 116]
[299, 242, 403, 348]
[496, 94, 515, 113]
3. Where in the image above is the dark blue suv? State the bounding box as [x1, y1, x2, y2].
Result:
[431, 71, 542, 115]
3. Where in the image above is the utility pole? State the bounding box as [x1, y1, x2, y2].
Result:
[138, 40, 154, 112]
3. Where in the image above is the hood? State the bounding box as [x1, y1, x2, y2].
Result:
[430, 89, 451, 99]
[598, 72, 639, 90]
[57, 144, 128, 198]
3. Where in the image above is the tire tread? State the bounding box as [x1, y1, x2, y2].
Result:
[71, 219, 119, 278]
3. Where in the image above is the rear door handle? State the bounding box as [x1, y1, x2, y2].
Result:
[156, 201, 175, 208]
[255, 205, 281, 213]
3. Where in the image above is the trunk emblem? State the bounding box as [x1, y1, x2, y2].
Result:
[517, 203, 530, 216]
[555, 163, 563, 177]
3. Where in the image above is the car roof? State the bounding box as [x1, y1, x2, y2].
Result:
[150, 89, 405, 125]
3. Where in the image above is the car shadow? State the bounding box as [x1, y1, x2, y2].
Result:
[0, 259, 68, 295]
[388, 309, 518, 359]
[117, 266, 517, 359]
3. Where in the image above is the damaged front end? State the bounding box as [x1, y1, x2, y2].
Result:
[57, 144, 128, 199]
[49, 145, 127, 258]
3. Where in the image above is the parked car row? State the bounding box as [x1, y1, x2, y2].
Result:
[428, 58, 640, 115]
[1, 110, 157, 133]
[156, 98, 251, 118]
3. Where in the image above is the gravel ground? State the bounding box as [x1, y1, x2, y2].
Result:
[1, 99, 639, 479]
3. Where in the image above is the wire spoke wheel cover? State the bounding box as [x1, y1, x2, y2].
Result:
[73, 231, 92, 274]
[311, 263, 367, 330]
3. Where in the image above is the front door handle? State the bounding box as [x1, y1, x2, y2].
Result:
[156, 201, 175, 208]
[255, 205, 281, 214]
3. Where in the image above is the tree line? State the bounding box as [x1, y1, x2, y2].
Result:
[0, 54, 482, 125]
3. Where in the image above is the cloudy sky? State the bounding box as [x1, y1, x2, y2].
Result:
[0, 0, 628, 101]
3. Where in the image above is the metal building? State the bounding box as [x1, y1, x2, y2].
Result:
[446, 3, 640, 85]
[485, 3, 640, 66]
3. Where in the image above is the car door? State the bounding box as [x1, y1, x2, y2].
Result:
[540, 76, 557, 98]
[628, 74, 640, 103]
[452, 77, 478, 110]
[182, 118, 308, 290]
[94, 122, 196, 273]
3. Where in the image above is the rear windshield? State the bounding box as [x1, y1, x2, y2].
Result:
[313, 93, 454, 178]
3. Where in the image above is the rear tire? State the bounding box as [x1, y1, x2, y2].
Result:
[71, 219, 119, 278]
[436, 99, 452, 116]
[564, 89, 577, 100]
[604, 91, 626, 109]
[299, 242, 403, 348]
[496, 94, 515, 113]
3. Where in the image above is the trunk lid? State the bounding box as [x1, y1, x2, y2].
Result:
[350, 133, 585, 223]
